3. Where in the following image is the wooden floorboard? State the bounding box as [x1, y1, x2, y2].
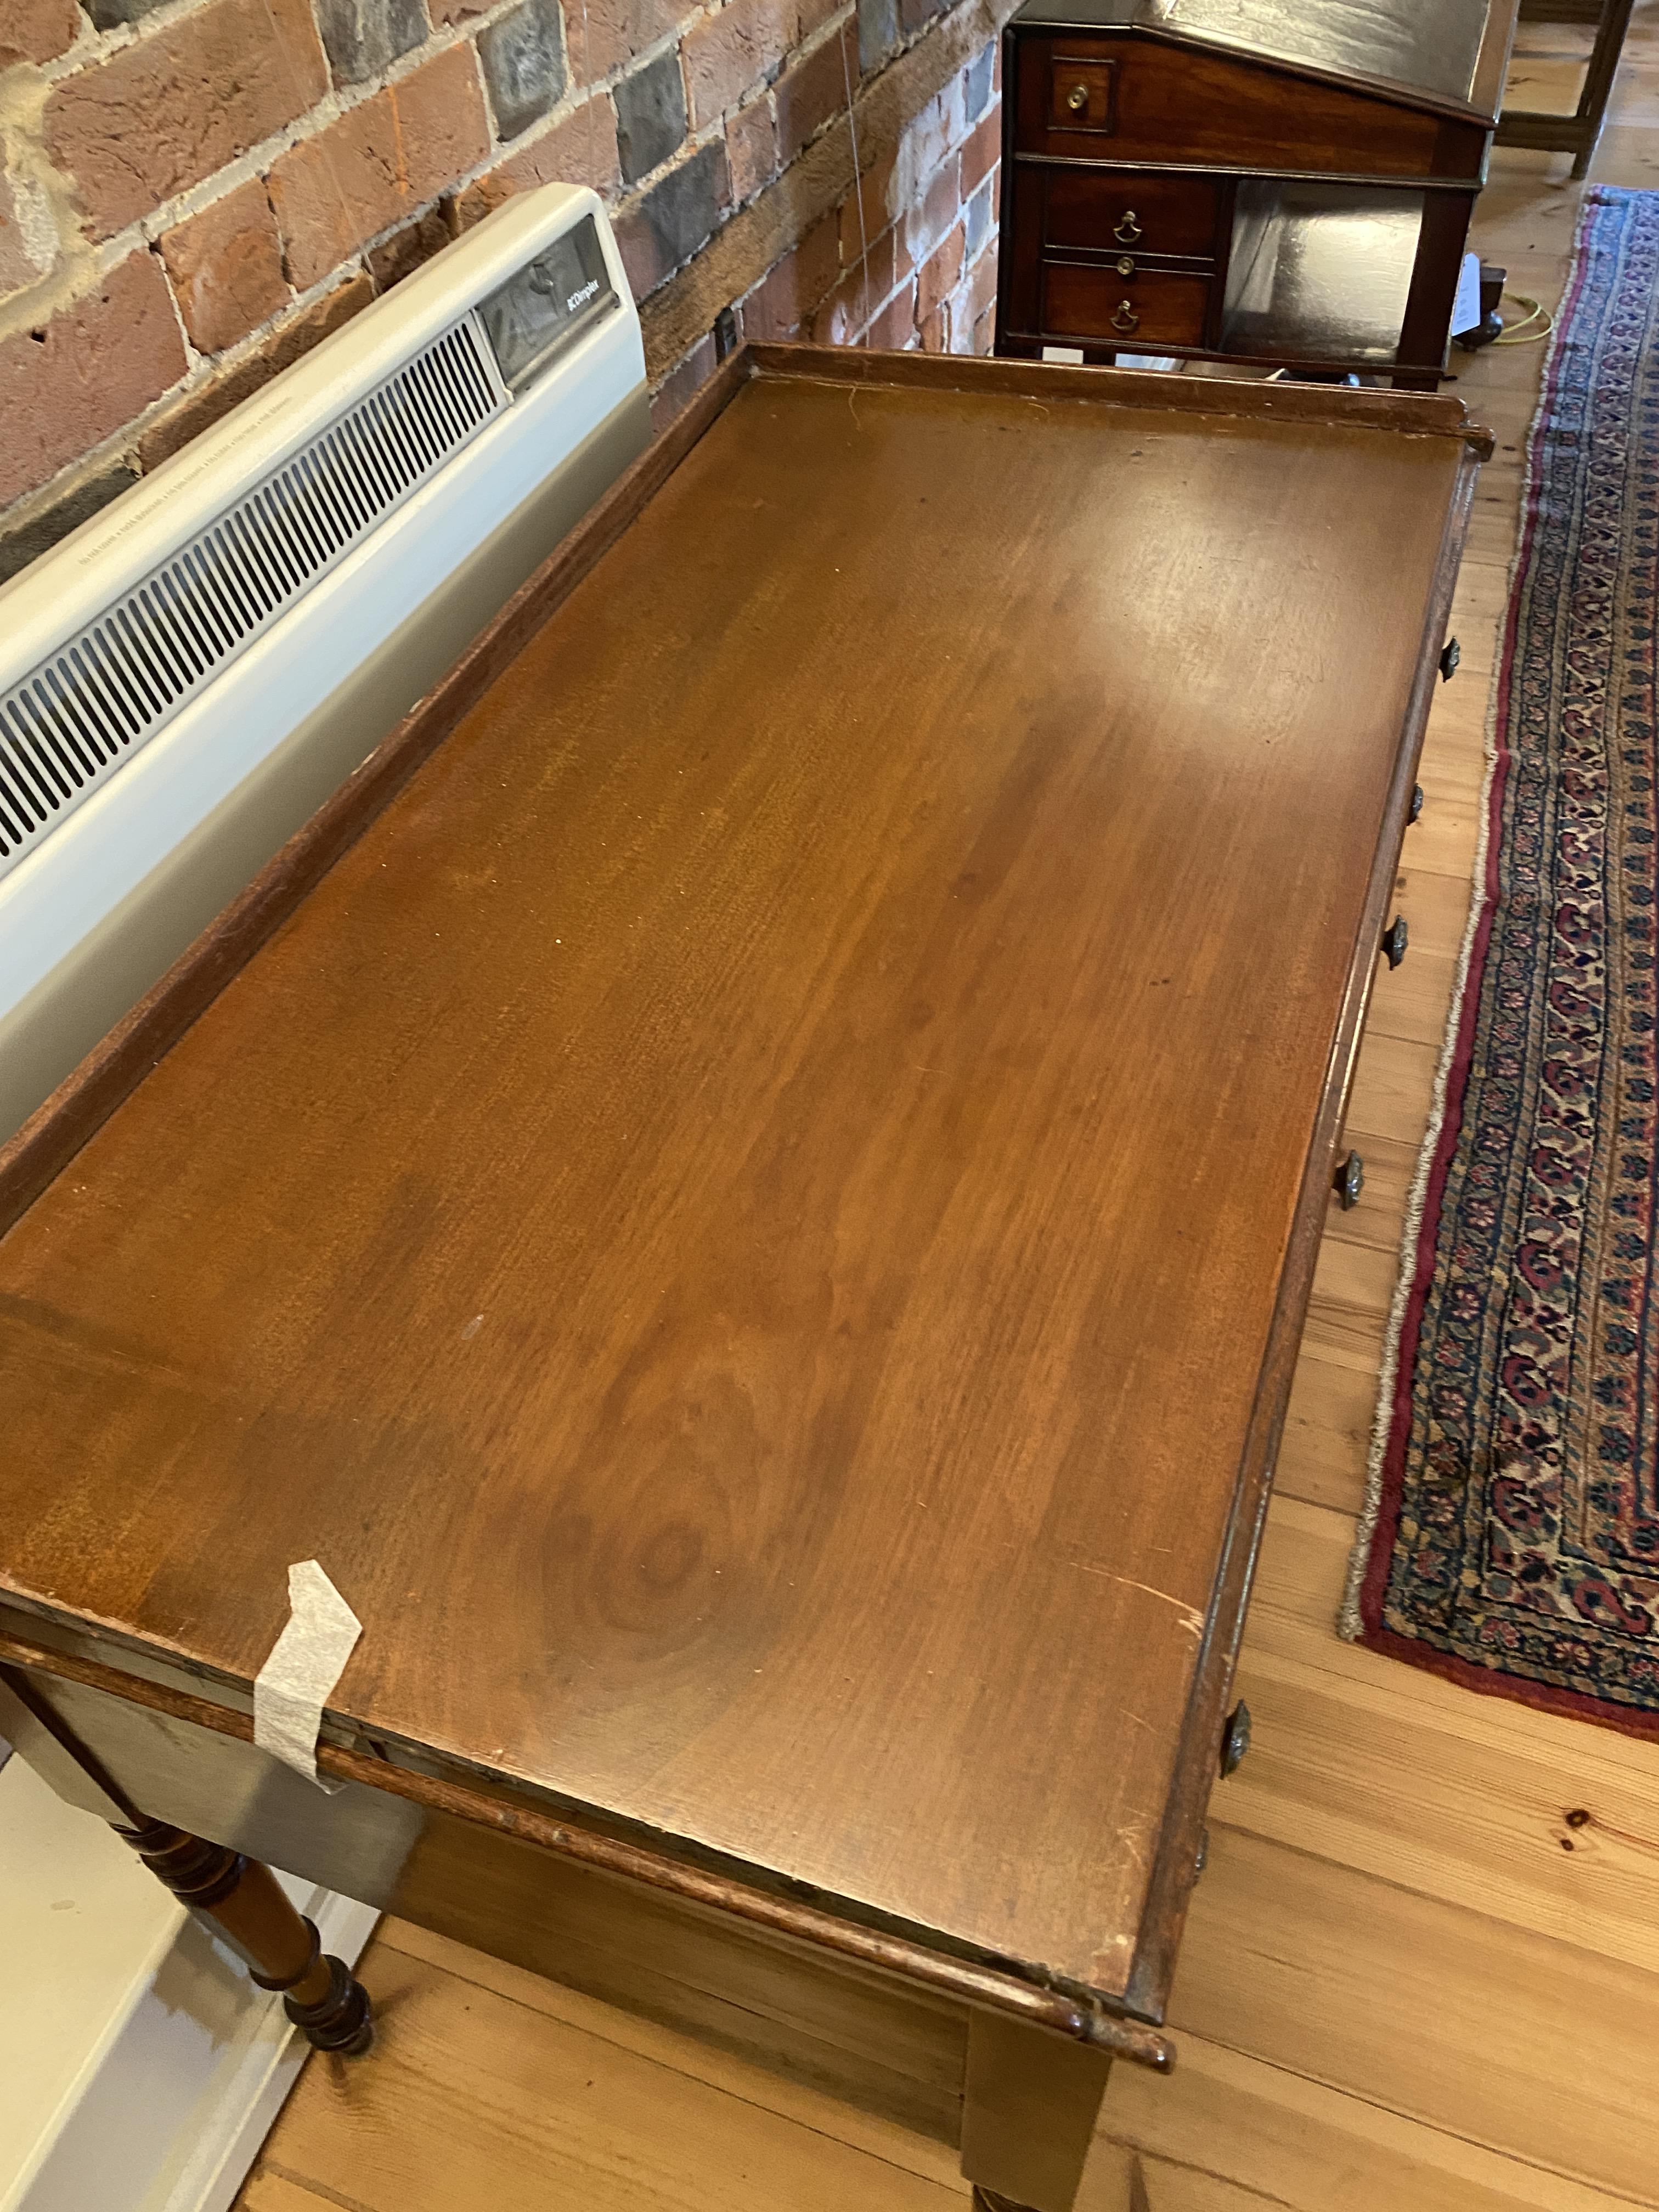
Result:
[238, 17, 1659, 2209]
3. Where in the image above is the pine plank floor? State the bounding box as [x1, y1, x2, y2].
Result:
[239, 19, 1659, 2207]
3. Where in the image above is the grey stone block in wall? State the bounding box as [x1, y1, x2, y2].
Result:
[857, 0, 901, 75]
[627, 142, 728, 290]
[314, 0, 430, 87]
[0, 457, 141, 588]
[615, 51, 687, 187]
[83, 0, 167, 23]
[965, 43, 994, 123]
[479, 0, 567, 142]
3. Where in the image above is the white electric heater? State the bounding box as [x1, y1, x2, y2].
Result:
[0, 183, 649, 1142]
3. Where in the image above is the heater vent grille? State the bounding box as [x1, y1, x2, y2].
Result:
[0, 313, 507, 884]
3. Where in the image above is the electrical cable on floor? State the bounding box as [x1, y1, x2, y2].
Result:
[1494, 292, 1555, 345]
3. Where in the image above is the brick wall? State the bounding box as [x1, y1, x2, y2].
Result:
[0, 0, 1007, 583]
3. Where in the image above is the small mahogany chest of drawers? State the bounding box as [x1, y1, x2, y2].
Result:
[996, 0, 1521, 387]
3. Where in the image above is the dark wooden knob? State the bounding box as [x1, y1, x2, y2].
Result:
[1439, 635, 1460, 681]
[1381, 915, 1409, 969]
[1409, 782, 1424, 825]
[1334, 1149, 1364, 1209]
[1220, 1702, 1252, 1778]
[1114, 210, 1143, 243]
[1110, 300, 1139, 334]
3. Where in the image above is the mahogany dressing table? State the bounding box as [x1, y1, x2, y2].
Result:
[996, 0, 1522, 388]
[0, 348, 1486, 2210]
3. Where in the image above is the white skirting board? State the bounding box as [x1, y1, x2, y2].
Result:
[0, 1751, 378, 2212]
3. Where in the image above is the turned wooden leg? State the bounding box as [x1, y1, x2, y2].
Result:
[961, 2012, 1148, 2212]
[116, 1817, 373, 2055]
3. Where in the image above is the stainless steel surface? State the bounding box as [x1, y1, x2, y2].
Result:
[1011, 0, 1494, 108]
[1220, 180, 1425, 364]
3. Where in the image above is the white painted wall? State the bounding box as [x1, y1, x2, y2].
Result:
[1, 1753, 376, 2212]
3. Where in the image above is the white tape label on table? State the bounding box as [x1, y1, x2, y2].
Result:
[253, 1560, 362, 1793]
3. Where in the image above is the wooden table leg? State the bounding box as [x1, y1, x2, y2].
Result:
[116, 1816, 374, 2052]
[961, 2012, 1149, 2212]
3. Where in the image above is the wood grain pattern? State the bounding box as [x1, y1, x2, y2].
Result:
[1012, 33, 1459, 174]
[0, 353, 1478, 2025]
[238, 30, 1659, 2212]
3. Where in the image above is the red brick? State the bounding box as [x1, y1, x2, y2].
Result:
[742, 211, 839, 340]
[809, 258, 866, 346]
[907, 155, 960, 262]
[430, 0, 489, 16]
[159, 179, 289, 356]
[46, 0, 327, 243]
[726, 96, 777, 204]
[139, 273, 373, 470]
[916, 220, 962, 326]
[682, 0, 792, 128]
[268, 46, 489, 291]
[919, 298, 947, 352]
[960, 108, 999, 200]
[964, 236, 997, 328]
[774, 23, 849, 166]
[568, 0, 694, 83]
[650, 331, 716, 435]
[0, 0, 80, 65]
[867, 273, 916, 352]
[453, 95, 622, 228]
[1, 252, 187, 507]
[972, 302, 994, 353]
[367, 205, 455, 292]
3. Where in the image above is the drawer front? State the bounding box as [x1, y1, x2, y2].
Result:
[1047, 55, 1117, 133]
[1012, 32, 1450, 178]
[1042, 170, 1222, 261]
[1041, 263, 1212, 346]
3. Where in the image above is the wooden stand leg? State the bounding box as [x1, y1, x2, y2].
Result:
[961, 2012, 1148, 2212]
[116, 1816, 373, 2055]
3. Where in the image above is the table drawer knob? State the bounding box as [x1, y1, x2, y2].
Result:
[1381, 915, 1409, 969]
[1110, 300, 1140, 334]
[1409, 782, 1424, 825]
[1220, 1702, 1252, 1778]
[1065, 81, 1090, 111]
[1334, 1150, 1365, 1209]
[1114, 210, 1143, 244]
[1439, 635, 1460, 681]
[1116, 255, 1136, 276]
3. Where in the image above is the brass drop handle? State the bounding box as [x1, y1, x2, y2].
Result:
[1065, 82, 1089, 111]
[1114, 210, 1143, 243]
[1110, 300, 1140, 334]
[1334, 1150, 1365, 1210]
[1381, 915, 1409, 969]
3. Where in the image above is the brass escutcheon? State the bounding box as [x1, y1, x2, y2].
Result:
[1065, 82, 1088, 111]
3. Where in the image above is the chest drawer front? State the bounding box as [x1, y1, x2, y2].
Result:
[1048, 54, 1117, 133]
[1012, 32, 1449, 177]
[1042, 170, 1222, 261]
[1041, 263, 1212, 345]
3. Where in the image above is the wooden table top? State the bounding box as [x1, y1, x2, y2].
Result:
[0, 350, 1482, 2019]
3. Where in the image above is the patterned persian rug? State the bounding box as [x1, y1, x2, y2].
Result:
[1342, 187, 1659, 1739]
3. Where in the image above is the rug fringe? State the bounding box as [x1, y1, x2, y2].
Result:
[1336, 204, 1595, 1643]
